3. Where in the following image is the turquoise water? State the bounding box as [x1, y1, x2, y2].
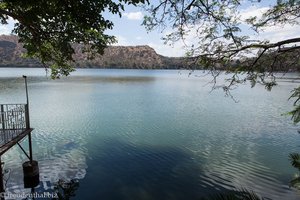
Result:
[0, 68, 300, 199]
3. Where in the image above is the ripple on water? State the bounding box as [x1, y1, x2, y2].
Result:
[1, 69, 300, 200]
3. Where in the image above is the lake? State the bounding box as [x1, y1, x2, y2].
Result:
[0, 68, 300, 199]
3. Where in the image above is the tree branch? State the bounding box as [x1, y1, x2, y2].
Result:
[199, 37, 300, 57]
[0, 8, 20, 21]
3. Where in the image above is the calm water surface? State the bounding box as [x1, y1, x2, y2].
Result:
[0, 68, 300, 199]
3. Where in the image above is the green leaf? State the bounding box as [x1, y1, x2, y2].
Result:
[289, 153, 300, 169]
[0, 0, 148, 78]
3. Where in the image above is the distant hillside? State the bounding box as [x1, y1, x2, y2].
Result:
[0, 35, 41, 67]
[0, 35, 191, 69]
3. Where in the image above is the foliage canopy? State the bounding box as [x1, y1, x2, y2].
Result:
[0, 0, 148, 78]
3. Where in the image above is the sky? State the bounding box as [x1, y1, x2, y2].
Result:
[0, 1, 299, 57]
[105, 1, 299, 57]
[103, 4, 188, 57]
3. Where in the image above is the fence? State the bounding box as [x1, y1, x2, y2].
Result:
[0, 104, 29, 145]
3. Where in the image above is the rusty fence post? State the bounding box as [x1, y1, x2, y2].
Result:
[0, 105, 5, 130]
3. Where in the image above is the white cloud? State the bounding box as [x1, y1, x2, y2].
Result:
[113, 35, 132, 46]
[147, 42, 186, 57]
[0, 26, 12, 35]
[159, 6, 300, 56]
[257, 23, 299, 43]
[123, 12, 144, 20]
[238, 6, 299, 44]
[238, 6, 299, 42]
[239, 6, 270, 22]
[112, 34, 186, 57]
[153, 26, 207, 57]
[0, 17, 16, 35]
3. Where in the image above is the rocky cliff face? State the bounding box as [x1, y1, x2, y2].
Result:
[0, 35, 41, 67]
[0, 35, 189, 69]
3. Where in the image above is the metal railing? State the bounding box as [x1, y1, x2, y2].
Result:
[0, 104, 28, 131]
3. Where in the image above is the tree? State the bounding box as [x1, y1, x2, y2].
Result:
[143, 0, 300, 190]
[143, 0, 300, 76]
[0, 0, 148, 78]
[143, 0, 300, 121]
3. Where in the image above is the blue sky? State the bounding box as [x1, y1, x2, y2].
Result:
[105, 1, 299, 57]
[104, 4, 187, 57]
[0, 1, 299, 57]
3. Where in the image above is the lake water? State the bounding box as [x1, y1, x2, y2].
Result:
[0, 68, 300, 199]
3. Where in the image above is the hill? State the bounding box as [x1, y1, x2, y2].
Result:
[0, 35, 190, 69]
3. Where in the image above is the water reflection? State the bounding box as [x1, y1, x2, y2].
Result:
[1, 69, 300, 199]
[61, 76, 157, 84]
[54, 179, 80, 200]
[3, 138, 87, 196]
[75, 139, 232, 200]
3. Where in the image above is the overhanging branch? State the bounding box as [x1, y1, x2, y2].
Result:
[199, 37, 300, 57]
[0, 8, 20, 21]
